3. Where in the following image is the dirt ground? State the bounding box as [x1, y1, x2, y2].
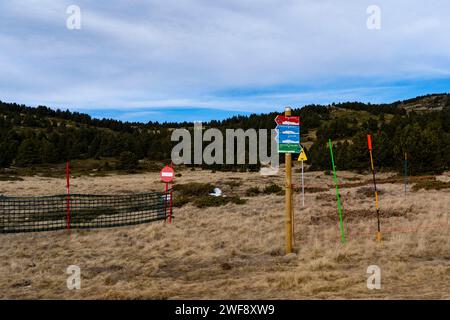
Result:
[0, 167, 449, 299]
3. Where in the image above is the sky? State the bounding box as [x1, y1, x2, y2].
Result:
[1, 0, 449, 122]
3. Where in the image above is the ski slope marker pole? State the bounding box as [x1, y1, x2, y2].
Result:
[328, 139, 346, 244]
[367, 134, 381, 242]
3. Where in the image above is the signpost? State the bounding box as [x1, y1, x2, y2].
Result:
[160, 165, 175, 223]
[297, 148, 307, 207]
[275, 110, 300, 254]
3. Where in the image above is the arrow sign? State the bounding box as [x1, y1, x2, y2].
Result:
[278, 143, 301, 153]
[280, 136, 300, 144]
[275, 115, 301, 153]
[275, 115, 300, 126]
[276, 125, 299, 135]
[277, 125, 300, 143]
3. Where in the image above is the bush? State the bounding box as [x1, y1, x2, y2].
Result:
[412, 179, 450, 191]
[118, 151, 138, 171]
[173, 182, 214, 197]
[245, 186, 260, 196]
[172, 195, 190, 208]
[193, 195, 246, 208]
[356, 186, 384, 198]
[223, 180, 242, 188]
[263, 183, 282, 194]
[171, 182, 215, 207]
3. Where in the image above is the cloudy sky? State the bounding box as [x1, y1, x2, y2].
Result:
[1, 0, 449, 122]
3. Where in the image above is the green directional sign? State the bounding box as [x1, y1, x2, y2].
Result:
[278, 143, 301, 153]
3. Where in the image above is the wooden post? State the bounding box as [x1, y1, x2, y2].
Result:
[284, 107, 293, 254]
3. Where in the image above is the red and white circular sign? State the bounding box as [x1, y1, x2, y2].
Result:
[160, 165, 175, 183]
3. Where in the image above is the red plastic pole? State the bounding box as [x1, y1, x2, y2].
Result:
[169, 182, 173, 224]
[169, 161, 174, 224]
[66, 161, 71, 233]
[164, 182, 168, 222]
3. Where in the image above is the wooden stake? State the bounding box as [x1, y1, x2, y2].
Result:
[284, 107, 293, 254]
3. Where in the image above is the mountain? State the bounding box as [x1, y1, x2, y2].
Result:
[1, 93, 450, 175]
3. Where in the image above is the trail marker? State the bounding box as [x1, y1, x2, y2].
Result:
[328, 139, 346, 244]
[275, 115, 300, 126]
[297, 147, 307, 207]
[160, 165, 175, 223]
[275, 115, 301, 154]
[367, 134, 381, 242]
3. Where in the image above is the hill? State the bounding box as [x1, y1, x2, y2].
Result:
[1, 93, 450, 175]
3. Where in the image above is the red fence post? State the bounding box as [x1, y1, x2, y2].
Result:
[169, 182, 173, 224]
[164, 182, 168, 222]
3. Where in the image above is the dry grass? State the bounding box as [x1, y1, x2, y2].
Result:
[0, 168, 449, 299]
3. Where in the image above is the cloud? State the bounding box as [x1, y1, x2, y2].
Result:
[0, 0, 449, 118]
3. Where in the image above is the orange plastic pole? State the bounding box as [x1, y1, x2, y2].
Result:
[367, 134, 381, 242]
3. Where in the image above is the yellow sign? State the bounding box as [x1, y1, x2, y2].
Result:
[297, 148, 307, 161]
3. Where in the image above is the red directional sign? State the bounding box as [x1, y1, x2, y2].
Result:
[275, 115, 300, 126]
[160, 165, 175, 183]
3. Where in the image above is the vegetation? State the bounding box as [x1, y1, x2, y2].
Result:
[171, 182, 246, 208]
[172, 182, 213, 208]
[117, 151, 138, 172]
[245, 186, 261, 196]
[2, 93, 450, 175]
[263, 184, 283, 194]
[192, 195, 246, 208]
[412, 179, 450, 191]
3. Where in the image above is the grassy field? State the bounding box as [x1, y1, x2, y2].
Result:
[0, 167, 449, 299]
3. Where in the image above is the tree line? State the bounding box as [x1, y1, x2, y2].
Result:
[1, 96, 449, 174]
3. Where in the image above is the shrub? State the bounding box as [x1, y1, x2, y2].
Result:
[223, 180, 242, 188]
[173, 182, 214, 197]
[118, 151, 138, 171]
[412, 180, 450, 191]
[172, 195, 190, 208]
[171, 182, 214, 207]
[263, 183, 282, 194]
[245, 186, 260, 196]
[193, 195, 246, 208]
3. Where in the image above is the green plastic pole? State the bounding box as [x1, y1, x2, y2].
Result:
[328, 139, 346, 244]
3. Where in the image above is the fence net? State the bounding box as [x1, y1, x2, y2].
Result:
[0, 192, 169, 234]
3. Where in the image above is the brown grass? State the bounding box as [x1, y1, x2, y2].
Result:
[0, 169, 449, 299]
